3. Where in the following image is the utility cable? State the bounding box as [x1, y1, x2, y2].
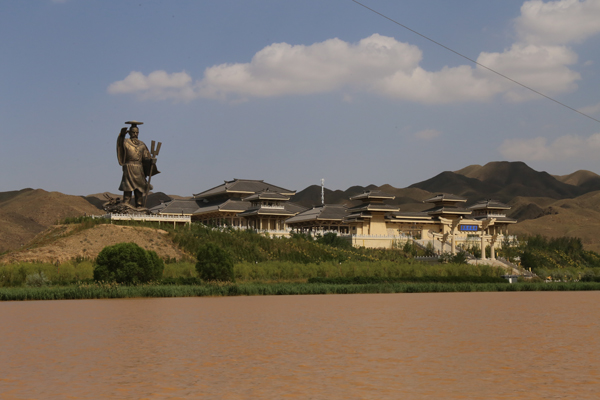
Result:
[351, 0, 600, 125]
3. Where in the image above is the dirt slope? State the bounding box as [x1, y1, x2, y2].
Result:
[0, 224, 191, 264]
[0, 189, 101, 253]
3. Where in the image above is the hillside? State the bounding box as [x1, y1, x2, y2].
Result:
[4, 160, 600, 256]
[420, 161, 587, 202]
[553, 170, 600, 192]
[0, 224, 190, 264]
[0, 189, 100, 253]
[510, 191, 600, 253]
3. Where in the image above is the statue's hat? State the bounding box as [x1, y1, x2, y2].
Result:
[125, 120, 144, 127]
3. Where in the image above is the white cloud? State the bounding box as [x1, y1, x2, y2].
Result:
[414, 129, 442, 141]
[499, 133, 600, 160]
[516, 0, 600, 45]
[477, 43, 580, 101]
[107, 70, 195, 102]
[108, 1, 600, 104]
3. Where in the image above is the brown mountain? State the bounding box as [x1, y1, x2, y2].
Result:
[414, 161, 587, 202]
[0, 189, 101, 253]
[510, 190, 600, 253]
[553, 170, 600, 192]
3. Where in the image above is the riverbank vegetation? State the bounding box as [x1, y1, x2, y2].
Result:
[2, 281, 600, 301]
[0, 259, 505, 287]
[3, 219, 600, 300]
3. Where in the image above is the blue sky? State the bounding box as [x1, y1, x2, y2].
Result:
[2, 0, 600, 196]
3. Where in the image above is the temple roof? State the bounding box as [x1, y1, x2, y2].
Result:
[286, 204, 347, 224]
[157, 199, 201, 215]
[469, 199, 511, 210]
[192, 199, 251, 214]
[193, 179, 295, 199]
[423, 193, 467, 203]
[243, 189, 290, 202]
[237, 207, 297, 217]
[350, 190, 395, 201]
[426, 206, 472, 215]
[348, 203, 400, 213]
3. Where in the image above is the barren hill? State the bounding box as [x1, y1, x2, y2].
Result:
[0, 224, 190, 264]
[510, 191, 600, 253]
[417, 161, 586, 202]
[0, 189, 100, 253]
[552, 170, 600, 192]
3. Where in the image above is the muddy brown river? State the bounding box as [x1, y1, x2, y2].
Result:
[1, 292, 599, 399]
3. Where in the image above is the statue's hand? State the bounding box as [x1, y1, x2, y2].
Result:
[119, 127, 127, 136]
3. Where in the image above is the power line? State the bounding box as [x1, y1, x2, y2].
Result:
[351, 0, 600, 125]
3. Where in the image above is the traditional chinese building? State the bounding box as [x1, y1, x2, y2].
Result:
[184, 179, 305, 229]
[285, 204, 349, 233]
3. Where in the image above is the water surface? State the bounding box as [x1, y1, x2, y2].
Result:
[1, 292, 599, 399]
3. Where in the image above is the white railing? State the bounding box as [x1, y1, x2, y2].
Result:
[105, 213, 191, 223]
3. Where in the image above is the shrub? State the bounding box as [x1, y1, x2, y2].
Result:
[195, 243, 235, 282]
[451, 251, 468, 264]
[26, 271, 50, 287]
[93, 242, 164, 284]
[316, 232, 351, 249]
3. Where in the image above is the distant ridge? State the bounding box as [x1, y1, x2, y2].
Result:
[4, 161, 600, 254]
[416, 161, 590, 202]
[553, 170, 600, 192]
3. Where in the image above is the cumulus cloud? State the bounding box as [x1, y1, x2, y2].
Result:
[516, 0, 600, 45]
[499, 133, 600, 160]
[107, 70, 195, 101]
[414, 129, 442, 141]
[477, 43, 580, 100]
[108, 0, 600, 103]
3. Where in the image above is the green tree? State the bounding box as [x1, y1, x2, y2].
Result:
[93, 242, 164, 284]
[195, 243, 235, 282]
[316, 232, 351, 249]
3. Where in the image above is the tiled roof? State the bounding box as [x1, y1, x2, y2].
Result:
[243, 189, 290, 201]
[193, 199, 250, 214]
[350, 190, 395, 201]
[469, 199, 511, 210]
[345, 211, 373, 221]
[193, 179, 295, 198]
[426, 206, 472, 215]
[424, 193, 467, 203]
[348, 203, 400, 212]
[237, 207, 297, 217]
[286, 205, 347, 224]
[285, 202, 309, 214]
[159, 199, 201, 215]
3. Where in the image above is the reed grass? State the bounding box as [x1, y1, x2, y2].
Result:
[0, 261, 95, 287]
[234, 260, 506, 281]
[2, 281, 600, 301]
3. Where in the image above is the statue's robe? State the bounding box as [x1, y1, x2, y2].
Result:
[117, 136, 159, 192]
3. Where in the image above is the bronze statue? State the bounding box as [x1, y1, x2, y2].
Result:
[116, 121, 161, 209]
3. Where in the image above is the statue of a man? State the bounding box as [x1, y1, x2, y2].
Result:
[116, 121, 159, 208]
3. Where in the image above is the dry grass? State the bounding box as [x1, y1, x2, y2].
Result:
[0, 224, 191, 264]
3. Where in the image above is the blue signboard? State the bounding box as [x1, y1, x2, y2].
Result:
[459, 224, 478, 232]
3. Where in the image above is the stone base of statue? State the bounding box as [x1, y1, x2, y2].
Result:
[102, 194, 151, 215]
